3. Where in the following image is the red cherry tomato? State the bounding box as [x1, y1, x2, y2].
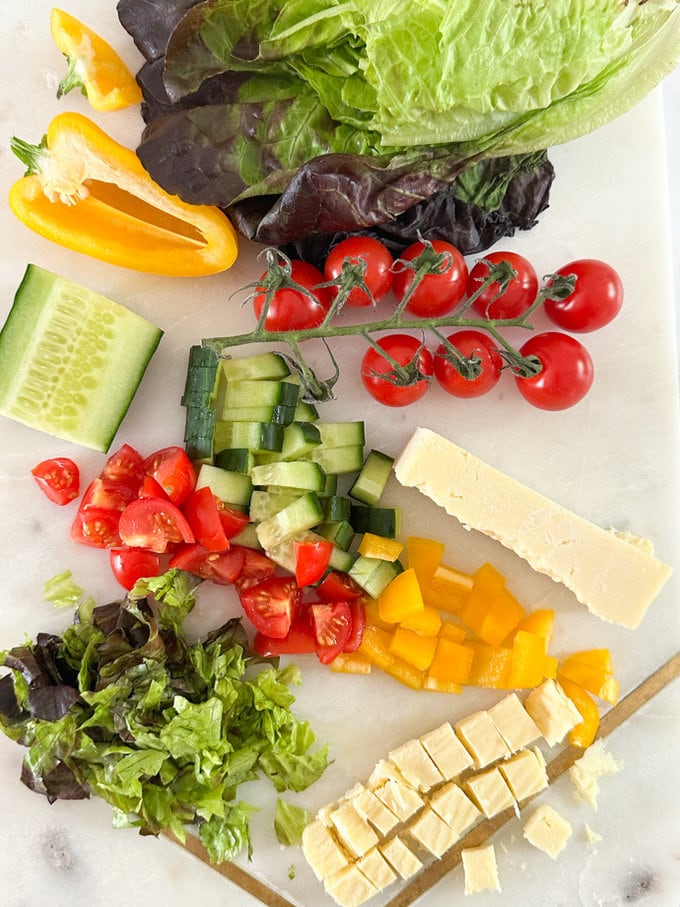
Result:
[544, 259, 623, 332]
[70, 506, 122, 548]
[142, 446, 196, 506]
[80, 477, 137, 512]
[31, 457, 80, 505]
[100, 443, 145, 492]
[109, 547, 161, 590]
[343, 601, 367, 653]
[138, 475, 170, 500]
[238, 575, 299, 639]
[294, 539, 334, 587]
[182, 486, 229, 552]
[118, 497, 194, 553]
[252, 617, 317, 657]
[234, 548, 278, 591]
[217, 503, 250, 539]
[253, 260, 332, 330]
[169, 543, 246, 584]
[392, 240, 468, 317]
[468, 251, 538, 319]
[316, 571, 363, 602]
[324, 236, 393, 307]
[433, 330, 503, 398]
[309, 601, 352, 664]
[361, 334, 433, 407]
[514, 331, 594, 411]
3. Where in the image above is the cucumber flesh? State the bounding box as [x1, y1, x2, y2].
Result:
[256, 492, 324, 550]
[349, 449, 395, 506]
[0, 264, 162, 451]
[218, 352, 290, 381]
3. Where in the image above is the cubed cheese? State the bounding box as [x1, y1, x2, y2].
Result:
[420, 722, 474, 780]
[323, 863, 379, 907]
[351, 786, 400, 836]
[372, 778, 424, 822]
[394, 427, 672, 629]
[498, 747, 548, 802]
[464, 766, 517, 818]
[461, 844, 501, 894]
[367, 757, 413, 790]
[525, 679, 582, 746]
[488, 692, 541, 752]
[455, 709, 511, 768]
[408, 805, 458, 858]
[302, 819, 351, 880]
[356, 848, 398, 891]
[568, 740, 623, 809]
[429, 782, 482, 838]
[329, 799, 380, 858]
[523, 804, 572, 858]
[387, 737, 444, 793]
[379, 836, 423, 879]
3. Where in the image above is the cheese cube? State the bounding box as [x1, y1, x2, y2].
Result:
[455, 709, 511, 768]
[408, 805, 458, 858]
[387, 737, 444, 792]
[420, 722, 474, 780]
[525, 679, 582, 746]
[461, 844, 501, 894]
[379, 836, 423, 879]
[356, 848, 398, 891]
[394, 427, 672, 629]
[351, 786, 400, 836]
[371, 778, 424, 822]
[464, 766, 516, 818]
[329, 799, 380, 858]
[487, 692, 541, 752]
[367, 757, 413, 790]
[429, 782, 482, 838]
[301, 819, 351, 880]
[323, 864, 379, 907]
[523, 804, 572, 858]
[498, 747, 548, 802]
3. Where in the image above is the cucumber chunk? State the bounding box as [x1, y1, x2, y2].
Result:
[0, 265, 162, 451]
[256, 492, 324, 550]
[316, 421, 365, 447]
[195, 463, 252, 507]
[304, 444, 365, 475]
[250, 460, 326, 491]
[349, 450, 395, 505]
[350, 504, 401, 538]
[349, 555, 404, 598]
[218, 352, 290, 381]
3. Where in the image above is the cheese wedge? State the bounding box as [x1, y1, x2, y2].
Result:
[394, 427, 672, 628]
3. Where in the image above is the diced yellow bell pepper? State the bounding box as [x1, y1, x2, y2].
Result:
[460, 562, 506, 630]
[558, 656, 619, 705]
[358, 625, 395, 671]
[423, 563, 474, 614]
[399, 605, 442, 637]
[427, 637, 474, 686]
[384, 658, 426, 691]
[406, 536, 445, 584]
[363, 599, 392, 631]
[561, 648, 614, 675]
[465, 642, 512, 689]
[438, 621, 467, 643]
[358, 532, 404, 561]
[389, 627, 438, 671]
[507, 630, 556, 689]
[422, 676, 462, 694]
[476, 588, 525, 647]
[509, 609, 555, 650]
[378, 567, 424, 624]
[330, 652, 373, 675]
[558, 677, 601, 748]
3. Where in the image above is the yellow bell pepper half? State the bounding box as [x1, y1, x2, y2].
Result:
[9, 112, 238, 276]
[50, 8, 142, 112]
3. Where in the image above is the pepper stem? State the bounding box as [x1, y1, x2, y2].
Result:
[10, 134, 48, 175]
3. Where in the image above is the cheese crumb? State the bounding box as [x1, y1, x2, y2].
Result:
[569, 739, 623, 809]
[462, 844, 501, 895]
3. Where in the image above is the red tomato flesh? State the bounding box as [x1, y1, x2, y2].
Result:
[118, 497, 194, 553]
[316, 571, 363, 602]
[253, 616, 317, 657]
[101, 443, 144, 492]
[310, 601, 353, 664]
[71, 506, 122, 548]
[31, 457, 80, 505]
[238, 575, 299, 639]
[142, 446, 196, 506]
[182, 486, 230, 552]
[169, 543, 246, 584]
[294, 539, 334, 587]
[110, 547, 161, 590]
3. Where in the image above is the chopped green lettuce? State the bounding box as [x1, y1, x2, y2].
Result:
[274, 798, 311, 846]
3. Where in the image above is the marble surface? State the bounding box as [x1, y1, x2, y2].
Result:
[0, 4, 679, 907]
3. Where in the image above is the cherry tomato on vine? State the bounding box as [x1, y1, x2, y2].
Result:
[110, 547, 161, 590]
[253, 260, 332, 330]
[468, 251, 538, 319]
[324, 236, 393, 307]
[31, 457, 80, 505]
[514, 331, 594, 411]
[392, 239, 468, 317]
[361, 334, 434, 407]
[433, 330, 503, 398]
[544, 259, 623, 332]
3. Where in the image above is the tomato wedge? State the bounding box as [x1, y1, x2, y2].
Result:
[101, 443, 144, 492]
[217, 503, 250, 539]
[138, 475, 169, 500]
[182, 486, 230, 552]
[31, 457, 80, 505]
[142, 446, 196, 506]
[238, 576, 299, 639]
[235, 548, 277, 591]
[294, 539, 334, 587]
[310, 601, 352, 664]
[343, 601, 367, 653]
[118, 497, 194, 553]
[110, 547, 161, 590]
[80, 476, 137, 512]
[316, 571, 363, 602]
[252, 616, 317, 657]
[71, 506, 122, 548]
[169, 543, 246, 584]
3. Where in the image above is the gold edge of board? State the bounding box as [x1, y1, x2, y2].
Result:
[168, 650, 680, 907]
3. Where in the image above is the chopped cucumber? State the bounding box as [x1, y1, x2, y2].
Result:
[304, 444, 365, 475]
[181, 346, 219, 408]
[256, 492, 325, 550]
[249, 489, 302, 522]
[0, 264, 162, 451]
[184, 406, 215, 462]
[350, 504, 401, 538]
[258, 421, 322, 463]
[230, 523, 262, 549]
[220, 403, 297, 425]
[219, 352, 290, 381]
[293, 399, 320, 422]
[214, 448, 257, 474]
[318, 520, 355, 550]
[250, 461, 326, 491]
[265, 529, 355, 576]
[195, 463, 252, 507]
[213, 420, 284, 454]
[349, 450, 395, 506]
[324, 495, 352, 523]
[349, 555, 404, 598]
[223, 379, 299, 410]
[316, 421, 365, 447]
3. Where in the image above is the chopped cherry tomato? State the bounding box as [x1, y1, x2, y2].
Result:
[324, 236, 393, 307]
[544, 259, 623, 332]
[252, 616, 317, 657]
[234, 548, 277, 591]
[182, 486, 229, 552]
[169, 543, 246, 584]
[343, 601, 367, 653]
[217, 503, 250, 539]
[238, 575, 299, 639]
[514, 331, 594, 411]
[138, 475, 170, 499]
[468, 251, 538, 319]
[294, 539, 334, 587]
[253, 260, 332, 330]
[392, 240, 467, 317]
[316, 571, 363, 602]
[71, 506, 122, 548]
[31, 457, 80, 505]
[310, 601, 352, 664]
[142, 446, 196, 506]
[433, 330, 503, 398]
[118, 497, 194, 553]
[361, 334, 434, 407]
[101, 443, 145, 492]
[80, 476, 137, 512]
[109, 547, 161, 590]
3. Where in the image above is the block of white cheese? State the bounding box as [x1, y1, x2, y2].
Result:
[523, 804, 573, 858]
[498, 747, 549, 802]
[464, 766, 517, 818]
[461, 844, 501, 894]
[302, 819, 351, 880]
[394, 427, 672, 628]
[455, 709, 512, 769]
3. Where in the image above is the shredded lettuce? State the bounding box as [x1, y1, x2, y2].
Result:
[274, 797, 311, 846]
[0, 570, 330, 862]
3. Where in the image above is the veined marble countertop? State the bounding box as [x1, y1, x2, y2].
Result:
[0, 5, 679, 907]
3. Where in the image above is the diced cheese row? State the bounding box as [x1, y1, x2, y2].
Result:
[302, 679, 582, 906]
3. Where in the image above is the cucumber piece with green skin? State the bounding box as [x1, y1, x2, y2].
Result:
[349, 450, 395, 506]
[213, 420, 284, 454]
[249, 489, 302, 522]
[195, 463, 252, 507]
[181, 345, 219, 407]
[218, 352, 290, 381]
[256, 421, 322, 464]
[316, 421, 365, 447]
[222, 379, 300, 410]
[304, 444, 365, 475]
[0, 264, 162, 452]
[214, 448, 256, 473]
[220, 403, 297, 425]
[349, 555, 404, 598]
[318, 520, 355, 550]
[184, 405, 215, 462]
[250, 460, 326, 491]
[324, 495, 352, 522]
[255, 492, 325, 550]
[350, 504, 401, 538]
[230, 523, 262, 549]
[292, 399, 319, 422]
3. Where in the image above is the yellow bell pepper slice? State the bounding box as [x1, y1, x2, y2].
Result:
[558, 656, 619, 705]
[357, 532, 404, 562]
[378, 567, 424, 624]
[465, 641, 512, 689]
[389, 627, 438, 671]
[509, 608, 555, 650]
[50, 8, 143, 112]
[399, 604, 442, 637]
[9, 112, 238, 276]
[423, 562, 474, 613]
[330, 652, 373, 675]
[507, 630, 557, 689]
[406, 536, 445, 584]
[558, 677, 601, 748]
[428, 637, 473, 686]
